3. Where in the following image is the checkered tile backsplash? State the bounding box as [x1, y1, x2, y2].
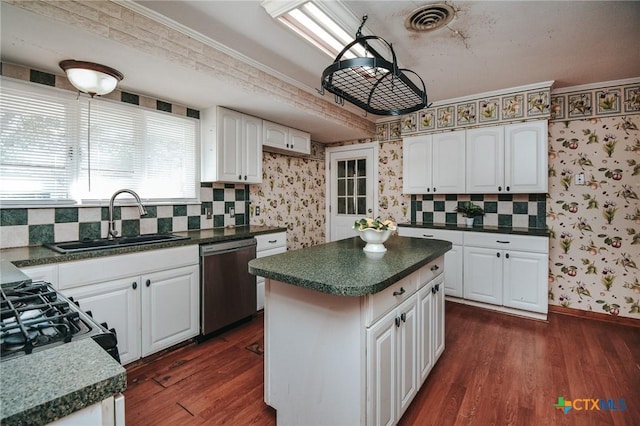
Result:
[0, 183, 249, 249]
[410, 193, 547, 228]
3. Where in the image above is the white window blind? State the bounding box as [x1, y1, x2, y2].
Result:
[0, 80, 80, 202]
[0, 78, 198, 204]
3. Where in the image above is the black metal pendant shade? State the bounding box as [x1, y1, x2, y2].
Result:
[320, 18, 429, 116]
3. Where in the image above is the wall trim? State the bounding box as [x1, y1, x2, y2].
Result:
[549, 305, 640, 328]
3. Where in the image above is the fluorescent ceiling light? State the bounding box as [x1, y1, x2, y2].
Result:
[262, 0, 368, 59]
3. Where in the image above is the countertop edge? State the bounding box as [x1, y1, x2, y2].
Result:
[2, 226, 287, 267]
[249, 238, 452, 297]
[0, 339, 127, 425]
[399, 222, 549, 237]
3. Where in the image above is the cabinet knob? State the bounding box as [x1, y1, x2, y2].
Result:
[497, 252, 501, 258]
[506, 186, 510, 191]
[506, 253, 510, 259]
[498, 186, 502, 191]
[244, 175, 248, 180]
[431, 265, 439, 271]
[238, 174, 242, 180]
[431, 286, 436, 294]
[435, 284, 440, 292]
[146, 279, 151, 287]
[400, 312, 406, 322]
[426, 188, 430, 192]
[395, 317, 401, 327]
[393, 287, 406, 296]
[433, 187, 437, 192]
[132, 282, 137, 290]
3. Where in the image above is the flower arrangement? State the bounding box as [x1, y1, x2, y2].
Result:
[454, 202, 485, 218]
[353, 217, 396, 231]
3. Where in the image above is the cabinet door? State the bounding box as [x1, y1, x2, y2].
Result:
[463, 246, 503, 305]
[366, 308, 397, 426]
[289, 128, 311, 155]
[466, 126, 504, 193]
[217, 108, 243, 182]
[402, 134, 432, 194]
[141, 265, 199, 357]
[20, 264, 59, 289]
[504, 120, 547, 193]
[443, 245, 463, 298]
[397, 295, 418, 418]
[263, 120, 289, 150]
[63, 277, 141, 365]
[503, 250, 548, 313]
[417, 284, 433, 385]
[432, 130, 465, 193]
[242, 115, 262, 183]
[432, 275, 445, 361]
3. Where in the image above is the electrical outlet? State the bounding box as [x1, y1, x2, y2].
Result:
[574, 173, 585, 185]
[255, 206, 260, 216]
[205, 207, 212, 219]
[229, 207, 235, 218]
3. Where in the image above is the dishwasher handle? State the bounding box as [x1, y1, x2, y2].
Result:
[200, 238, 256, 256]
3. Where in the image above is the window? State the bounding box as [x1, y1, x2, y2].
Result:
[0, 78, 198, 204]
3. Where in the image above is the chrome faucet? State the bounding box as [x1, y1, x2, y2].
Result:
[108, 189, 148, 240]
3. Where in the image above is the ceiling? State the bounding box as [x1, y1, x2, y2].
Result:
[2, 1, 639, 143]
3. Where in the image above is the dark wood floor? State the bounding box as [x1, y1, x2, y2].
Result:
[124, 303, 640, 425]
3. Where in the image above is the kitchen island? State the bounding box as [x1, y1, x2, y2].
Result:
[248, 235, 451, 426]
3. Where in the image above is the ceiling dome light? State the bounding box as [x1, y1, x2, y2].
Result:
[59, 60, 123, 97]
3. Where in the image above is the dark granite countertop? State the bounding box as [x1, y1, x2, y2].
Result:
[248, 235, 451, 296]
[399, 222, 549, 237]
[0, 339, 126, 425]
[1, 225, 287, 267]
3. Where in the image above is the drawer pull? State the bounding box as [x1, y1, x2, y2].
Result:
[422, 234, 434, 238]
[430, 265, 440, 271]
[496, 240, 510, 244]
[400, 312, 406, 322]
[393, 287, 406, 296]
[432, 283, 441, 294]
[268, 240, 277, 244]
[395, 317, 401, 327]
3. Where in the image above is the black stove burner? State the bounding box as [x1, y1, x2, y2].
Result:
[0, 281, 119, 362]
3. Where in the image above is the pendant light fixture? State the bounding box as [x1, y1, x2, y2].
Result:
[59, 60, 123, 97]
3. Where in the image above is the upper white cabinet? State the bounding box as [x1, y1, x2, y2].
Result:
[201, 106, 262, 184]
[402, 130, 466, 194]
[467, 120, 547, 193]
[263, 120, 310, 156]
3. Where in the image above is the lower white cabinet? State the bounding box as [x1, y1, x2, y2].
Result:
[59, 245, 199, 364]
[19, 263, 59, 289]
[399, 227, 549, 317]
[397, 228, 463, 297]
[255, 232, 287, 310]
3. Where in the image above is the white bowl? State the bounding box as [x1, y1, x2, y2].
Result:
[356, 228, 394, 253]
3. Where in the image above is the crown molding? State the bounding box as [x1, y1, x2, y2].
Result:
[551, 77, 640, 94]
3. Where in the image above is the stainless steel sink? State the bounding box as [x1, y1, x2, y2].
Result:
[45, 234, 190, 254]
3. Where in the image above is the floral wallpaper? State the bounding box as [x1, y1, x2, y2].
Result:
[547, 115, 640, 319]
[250, 146, 326, 250]
[378, 141, 411, 224]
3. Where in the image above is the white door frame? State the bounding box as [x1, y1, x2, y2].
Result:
[325, 142, 379, 242]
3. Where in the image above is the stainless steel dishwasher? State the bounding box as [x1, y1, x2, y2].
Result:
[200, 238, 257, 336]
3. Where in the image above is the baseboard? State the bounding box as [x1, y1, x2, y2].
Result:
[548, 305, 640, 328]
[445, 296, 548, 321]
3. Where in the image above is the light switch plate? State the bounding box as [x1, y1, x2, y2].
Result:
[229, 207, 235, 218]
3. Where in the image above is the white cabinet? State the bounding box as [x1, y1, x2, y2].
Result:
[19, 263, 59, 289]
[201, 106, 262, 183]
[59, 245, 200, 364]
[263, 120, 311, 156]
[463, 232, 549, 314]
[402, 131, 466, 194]
[264, 257, 446, 425]
[398, 228, 463, 298]
[255, 231, 287, 310]
[467, 120, 547, 193]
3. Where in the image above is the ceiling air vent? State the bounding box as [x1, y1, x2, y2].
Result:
[405, 3, 455, 32]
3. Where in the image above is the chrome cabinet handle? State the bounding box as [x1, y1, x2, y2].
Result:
[393, 287, 406, 296]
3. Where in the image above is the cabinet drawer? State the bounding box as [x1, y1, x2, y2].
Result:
[463, 232, 548, 253]
[418, 257, 445, 289]
[59, 245, 199, 289]
[256, 232, 287, 251]
[365, 270, 418, 327]
[399, 227, 463, 245]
